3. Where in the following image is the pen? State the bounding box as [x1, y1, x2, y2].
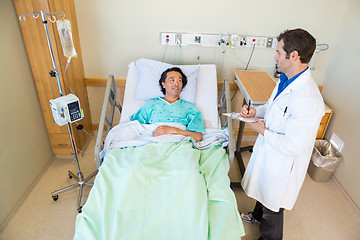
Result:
[283, 106, 288, 116]
[247, 99, 251, 115]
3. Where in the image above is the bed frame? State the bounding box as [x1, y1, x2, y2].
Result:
[219, 78, 235, 163]
[94, 75, 121, 168]
[94, 74, 235, 168]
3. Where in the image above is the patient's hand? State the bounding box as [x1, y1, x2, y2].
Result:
[152, 126, 176, 137]
[152, 125, 202, 142]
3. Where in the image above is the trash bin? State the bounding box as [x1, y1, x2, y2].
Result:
[307, 139, 343, 182]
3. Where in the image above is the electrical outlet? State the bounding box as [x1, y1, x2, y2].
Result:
[267, 38, 273, 48]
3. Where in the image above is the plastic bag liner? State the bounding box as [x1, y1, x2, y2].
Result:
[311, 140, 343, 172]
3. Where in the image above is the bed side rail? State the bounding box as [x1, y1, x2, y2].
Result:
[94, 75, 122, 169]
[219, 78, 235, 164]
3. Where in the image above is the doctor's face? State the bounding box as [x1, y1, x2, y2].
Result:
[161, 71, 183, 97]
[274, 40, 291, 74]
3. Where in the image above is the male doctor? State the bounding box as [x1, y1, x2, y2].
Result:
[239, 29, 325, 240]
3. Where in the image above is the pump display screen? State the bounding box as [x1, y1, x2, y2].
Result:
[68, 101, 81, 121]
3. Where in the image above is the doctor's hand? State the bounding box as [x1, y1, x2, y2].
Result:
[249, 118, 266, 136]
[240, 105, 256, 118]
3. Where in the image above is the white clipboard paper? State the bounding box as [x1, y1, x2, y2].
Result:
[222, 113, 256, 123]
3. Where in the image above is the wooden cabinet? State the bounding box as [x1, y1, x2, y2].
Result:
[317, 103, 333, 139]
[14, 0, 92, 155]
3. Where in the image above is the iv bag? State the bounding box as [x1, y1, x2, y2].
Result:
[56, 19, 77, 58]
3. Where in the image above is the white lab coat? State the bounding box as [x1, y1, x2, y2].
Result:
[241, 69, 325, 212]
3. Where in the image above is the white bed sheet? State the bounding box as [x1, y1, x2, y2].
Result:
[120, 63, 219, 129]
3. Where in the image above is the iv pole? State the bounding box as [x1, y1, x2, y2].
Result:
[19, 11, 97, 213]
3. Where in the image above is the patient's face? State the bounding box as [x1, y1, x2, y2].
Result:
[162, 71, 183, 97]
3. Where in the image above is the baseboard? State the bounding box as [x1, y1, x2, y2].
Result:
[0, 155, 57, 231]
[329, 175, 360, 218]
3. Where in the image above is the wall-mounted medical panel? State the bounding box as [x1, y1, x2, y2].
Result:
[160, 32, 277, 49]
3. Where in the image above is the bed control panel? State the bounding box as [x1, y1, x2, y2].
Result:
[50, 94, 84, 126]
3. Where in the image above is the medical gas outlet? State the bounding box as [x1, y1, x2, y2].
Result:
[50, 94, 84, 126]
[247, 36, 274, 48]
[160, 32, 179, 45]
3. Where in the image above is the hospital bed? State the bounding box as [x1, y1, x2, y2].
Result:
[74, 58, 244, 240]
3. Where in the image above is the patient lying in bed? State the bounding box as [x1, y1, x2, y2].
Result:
[130, 67, 204, 142]
[73, 67, 245, 240]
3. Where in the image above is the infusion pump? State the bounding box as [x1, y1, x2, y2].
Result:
[50, 94, 84, 126]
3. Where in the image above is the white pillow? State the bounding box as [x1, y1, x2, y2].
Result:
[134, 58, 200, 104]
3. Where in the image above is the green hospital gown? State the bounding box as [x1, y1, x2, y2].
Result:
[130, 97, 205, 132]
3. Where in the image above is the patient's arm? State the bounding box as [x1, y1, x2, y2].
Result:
[152, 125, 202, 142]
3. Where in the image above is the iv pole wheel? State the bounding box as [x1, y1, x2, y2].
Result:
[52, 195, 59, 201]
[68, 172, 73, 179]
[77, 206, 82, 213]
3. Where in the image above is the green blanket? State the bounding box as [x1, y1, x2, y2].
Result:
[74, 141, 244, 240]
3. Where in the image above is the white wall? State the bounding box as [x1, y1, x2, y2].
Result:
[74, 0, 347, 84]
[0, 0, 53, 225]
[322, 0, 360, 208]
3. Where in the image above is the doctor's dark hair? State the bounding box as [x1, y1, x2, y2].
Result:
[277, 28, 316, 64]
[159, 67, 188, 95]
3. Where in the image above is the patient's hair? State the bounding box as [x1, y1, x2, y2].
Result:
[277, 28, 316, 64]
[159, 67, 188, 95]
